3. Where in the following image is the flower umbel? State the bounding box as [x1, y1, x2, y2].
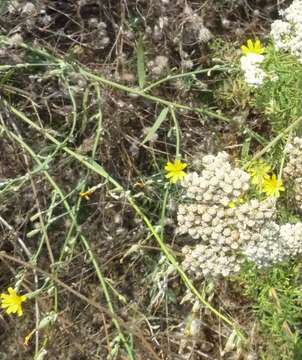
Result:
[263, 174, 285, 198]
[165, 159, 187, 183]
[248, 160, 271, 188]
[1, 287, 27, 316]
[241, 39, 265, 55]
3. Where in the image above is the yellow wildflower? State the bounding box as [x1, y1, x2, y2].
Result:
[263, 174, 285, 198]
[24, 329, 36, 346]
[79, 190, 93, 200]
[0, 287, 27, 317]
[165, 159, 187, 184]
[228, 201, 236, 209]
[248, 160, 271, 188]
[241, 39, 265, 55]
[229, 197, 245, 208]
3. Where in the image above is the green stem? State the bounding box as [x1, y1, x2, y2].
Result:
[78, 67, 234, 124]
[1, 120, 135, 360]
[142, 65, 230, 92]
[0, 37, 234, 124]
[0, 63, 58, 70]
[244, 117, 302, 169]
[6, 102, 239, 333]
[160, 186, 170, 241]
[169, 106, 181, 158]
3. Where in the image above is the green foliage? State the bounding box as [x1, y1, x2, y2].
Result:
[136, 35, 146, 89]
[3, 20, 302, 358]
[140, 107, 169, 145]
[240, 263, 302, 359]
[254, 44, 302, 135]
[210, 39, 252, 110]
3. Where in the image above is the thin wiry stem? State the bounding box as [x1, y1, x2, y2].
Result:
[1, 121, 135, 360]
[5, 101, 240, 334]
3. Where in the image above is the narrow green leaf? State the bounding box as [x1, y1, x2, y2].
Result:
[136, 36, 146, 89]
[140, 107, 169, 145]
[241, 137, 251, 160]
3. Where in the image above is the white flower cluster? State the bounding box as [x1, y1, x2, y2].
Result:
[279, 223, 302, 257]
[244, 222, 282, 268]
[179, 152, 268, 277]
[240, 53, 266, 87]
[271, 0, 302, 62]
[284, 137, 302, 209]
[182, 244, 243, 278]
[245, 222, 302, 267]
[178, 152, 302, 277]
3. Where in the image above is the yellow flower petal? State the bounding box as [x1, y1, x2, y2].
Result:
[24, 329, 36, 346]
[8, 287, 15, 295]
[164, 162, 174, 171]
[241, 39, 265, 55]
[17, 307, 23, 317]
[248, 160, 271, 189]
[255, 39, 265, 54]
[241, 45, 248, 55]
[1, 302, 11, 309]
[174, 160, 187, 171]
[79, 190, 94, 200]
[247, 39, 253, 49]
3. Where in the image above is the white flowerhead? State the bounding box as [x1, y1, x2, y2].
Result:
[240, 54, 266, 87]
[270, 1, 302, 62]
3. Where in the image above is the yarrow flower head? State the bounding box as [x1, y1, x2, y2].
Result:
[240, 39, 266, 87]
[241, 39, 265, 55]
[1, 287, 27, 317]
[263, 174, 285, 198]
[165, 159, 187, 183]
[270, 1, 302, 62]
[248, 160, 271, 188]
[240, 53, 266, 87]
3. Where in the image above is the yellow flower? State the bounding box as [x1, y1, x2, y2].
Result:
[229, 197, 245, 208]
[228, 201, 236, 208]
[241, 39, 265, 55]
[79, 190, 93, 200]
[24, 329, 36, 346]
[248, 160, 271, 188]
[1, 287, 27, 317]
[165, 159, 187, 184]
[263, 174, 285, 198]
